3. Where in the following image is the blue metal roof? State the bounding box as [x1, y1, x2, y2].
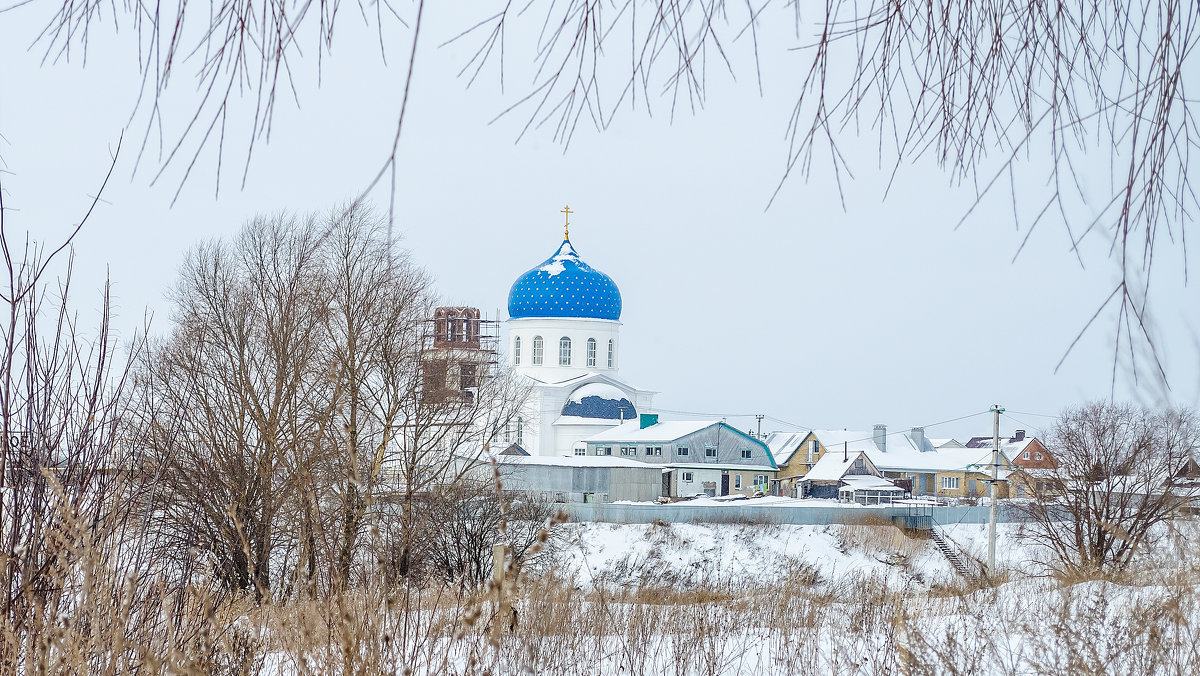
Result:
[507, 240, 622, 320]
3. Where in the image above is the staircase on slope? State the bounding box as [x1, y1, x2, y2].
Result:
[930, 527, 983, 587]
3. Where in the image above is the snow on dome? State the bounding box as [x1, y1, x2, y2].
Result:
[508, 239, 622, 320]
[561, 382, 636, 420]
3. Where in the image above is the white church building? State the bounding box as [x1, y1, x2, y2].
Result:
[499, 223, 655, 456]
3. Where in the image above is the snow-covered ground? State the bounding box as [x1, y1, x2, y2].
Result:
[550, 521, 1046, 589]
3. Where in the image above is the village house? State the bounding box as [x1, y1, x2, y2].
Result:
[483, 454, 664, 503]
[585, 414, 777, 498]
[799, 449, 904, 504]
[966, 429, 1056, 498]
[810, 426, 1015, 499]
[763, 431, 826, 497]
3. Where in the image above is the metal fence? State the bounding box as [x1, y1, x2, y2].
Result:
[558, 502, 1032, 526]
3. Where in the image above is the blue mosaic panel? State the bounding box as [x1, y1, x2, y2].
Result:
[561, 395, 637, 420]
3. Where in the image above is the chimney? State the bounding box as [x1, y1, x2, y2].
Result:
[910, 426, 931, 452]
[873, 424, 887, 452]
[1013, 429, 1026, 442]
[639, 413, 659, 430]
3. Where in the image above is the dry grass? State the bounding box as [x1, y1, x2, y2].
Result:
[5, 512, 1200, 675]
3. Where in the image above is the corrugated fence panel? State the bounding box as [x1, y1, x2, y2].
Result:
[558, 503, 1035, 525]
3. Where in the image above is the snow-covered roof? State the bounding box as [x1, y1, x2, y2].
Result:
[584, 419, 718, 443]
[496, 455, 654, 469]
[802, 450, 876, 481]
[666, 462, 778, 472]
[521, 371, 656, 395]
[811, 429, 1008, 474]
[764, 431, 812, 465]
[838, 476, 903, 491]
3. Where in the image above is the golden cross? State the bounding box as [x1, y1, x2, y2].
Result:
[561, 205, 572, 240]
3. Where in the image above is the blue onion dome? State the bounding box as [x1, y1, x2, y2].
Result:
[508, 239, 622, 320]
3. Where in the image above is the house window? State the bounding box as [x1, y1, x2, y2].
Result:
[1035, 452, 1043, 460]
[754, 475, 768, 487]
[734, 475, 742, 489]
[621, 446, 636, 456]
[607, 339, 615, 367]
[852, 458, 865, 473]
[682, 472, 694, 482]
[587, 338, 597, 367]
[678, 446, 690, 457]
[513, 336, 521, 365]
[602, 446, 613, 456]
[740, 449, 752, 459]
[1022, 451, 1030, 460]
[559, 336, 572, 365]
[705, 446, 717, 458]
[644, 446, 662, 456]
[574, 447, 586, 456]
[516, 418, 524, 446]
[532, 336, 544, 365]
[809, 439, 818, 463]
[941, 476, 959, 490]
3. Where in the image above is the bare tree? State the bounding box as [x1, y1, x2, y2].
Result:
[1020, 401, 1200, 577]
[0, 151, 153, 670]
[135, 211, 331, 601]
[135, 201, 528, 600]
[403, 476, 563, 588]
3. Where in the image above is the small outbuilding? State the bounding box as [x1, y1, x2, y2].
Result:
[801, 450, 899, 502]
[491, 454, 663, 503]
[837, 475, 904, 504]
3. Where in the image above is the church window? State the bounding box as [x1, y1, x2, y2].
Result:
[587, 338, 597, 367]
[513, 337, 521, 365]
[504, 421, 512, 443]
[532, 336, 544, 365]
[678, 446, 689, 457]
[559, 337, 572, 366]
[607, 340, 615, 368]
[516, 418, 524, 445]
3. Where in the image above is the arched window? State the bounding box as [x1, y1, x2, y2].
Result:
[586, 338, 597, 367]
[516, 418, 524, 445]
[513, 336, 522, 365]
[532, 336, 544, 365]
[559, 337, 572, 365]
[607, 339, 615, 368]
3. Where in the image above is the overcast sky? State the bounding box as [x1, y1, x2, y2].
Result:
[3, 4, 1197, 442]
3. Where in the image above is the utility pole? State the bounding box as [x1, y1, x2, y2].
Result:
[987, 404, 1004, 580]
[755, 414, 764, 439]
